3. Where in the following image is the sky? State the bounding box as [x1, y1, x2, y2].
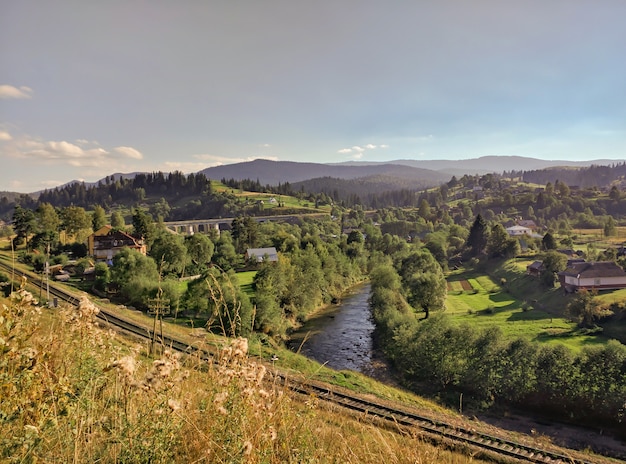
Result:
[1, 1, 626, 193]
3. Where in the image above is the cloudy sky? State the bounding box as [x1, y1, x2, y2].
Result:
[2, 1, 625, 193]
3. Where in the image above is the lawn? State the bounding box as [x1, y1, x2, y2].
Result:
[211, 180, 331, 212]
[445, 265, 607, 351]
[235, 270, 257, 298]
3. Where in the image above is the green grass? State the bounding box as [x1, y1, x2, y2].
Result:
[235, 270, 257, 297]
[211, 180, 331, 212]
[445, 263, 607, 351]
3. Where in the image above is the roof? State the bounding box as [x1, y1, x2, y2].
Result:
[506, 225, 531, 232]
[246, 247, 278, 262]
[527, 261, 544, 271]
[93, 225, 113, 236]
[558, 261, 626, 279]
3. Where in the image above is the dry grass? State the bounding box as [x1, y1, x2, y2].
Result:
[0, 284, 487, 463]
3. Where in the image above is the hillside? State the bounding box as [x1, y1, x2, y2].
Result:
[200, 159, 450, 186]
[335, 155, 623, 176]
[2, 275, 620, 463]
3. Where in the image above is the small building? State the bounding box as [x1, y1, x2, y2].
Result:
[506, 225, 532, 236]
[88, 225, 146, 263]
[245, 247, 278, 263]
[526, 260, 544, 277]
[558, 261, 626, 292]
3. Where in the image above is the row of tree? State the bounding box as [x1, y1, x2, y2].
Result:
[368, 251, 626, 430]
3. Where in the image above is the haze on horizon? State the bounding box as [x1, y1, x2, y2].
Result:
[1, 1, 625, 193]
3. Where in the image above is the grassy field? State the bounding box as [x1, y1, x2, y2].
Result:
[445, 262, 609, 351]
[235, 270, 257, 297]
[211, 180, 331, 212]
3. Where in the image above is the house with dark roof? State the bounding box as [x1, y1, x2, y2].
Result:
[88, 225, 147, 263]
[526, 260, 544, 277]
[558, 261, 626, 292]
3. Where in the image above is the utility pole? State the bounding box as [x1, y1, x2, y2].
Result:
[46, 243, 50, 303]
[148, 286, 170, 356]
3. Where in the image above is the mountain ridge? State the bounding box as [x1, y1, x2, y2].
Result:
[6, 155, 623, 196]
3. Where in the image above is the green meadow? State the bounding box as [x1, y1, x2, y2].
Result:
[445, 263, 608, 351]
[235, 270, 257, 298]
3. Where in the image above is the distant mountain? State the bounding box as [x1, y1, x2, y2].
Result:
[199, 159, 450, 185]
[334, 156, 622, 176]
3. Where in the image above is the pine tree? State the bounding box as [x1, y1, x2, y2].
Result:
[466, 214, 488, 257]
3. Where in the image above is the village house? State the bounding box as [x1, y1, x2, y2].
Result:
[506, 225, 532, 236]
[245, 247, 278, 263]
[88, 225, 147, 263]
[558, 261, 626, 292]
[526, 261, 544, 277]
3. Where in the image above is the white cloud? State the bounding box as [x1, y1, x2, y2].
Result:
[339, 143, 388, 155]
[114, 146, 143, 159]
[0, 130, 12, 141]
[4, 133, 146, 171]
[0, 84, 33, 99]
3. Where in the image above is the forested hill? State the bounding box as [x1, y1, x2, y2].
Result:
[334, 155, 622, 176]
[290, 174, 443, 206]
[200, 159, 449, 185]
[513, 162, 626, 188]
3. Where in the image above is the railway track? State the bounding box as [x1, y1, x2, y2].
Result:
[0, 258, 604, 463]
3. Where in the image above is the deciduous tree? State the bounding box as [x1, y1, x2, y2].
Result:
[91, 205, 107, 231]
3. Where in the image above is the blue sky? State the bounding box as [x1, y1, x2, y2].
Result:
[1, 1, 625, 193]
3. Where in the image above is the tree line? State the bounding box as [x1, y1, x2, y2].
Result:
[367, 226, 626, 431]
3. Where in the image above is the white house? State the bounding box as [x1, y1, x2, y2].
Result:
[558, 261, 626, 292]
[505, 225, 532, 236]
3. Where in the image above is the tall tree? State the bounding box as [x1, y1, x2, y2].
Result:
[132, 208, 155, 246]
[149, 229, 188, 276]
[150, 198, 171, 222]
[604, 217, 617, 237]
[566, 289, 612, 328]
[60, 206, 91, 242]
[542, 232, 558, 251]
[400, 248, 447, 319]
[35, 202, 60, 234]
[184, 234, 215, 275]
[541, 250, 568, 288]
[110, 210, 125, 229]
[486, 223, 509, 258]
[212, 232, 240, 271]
[91, 205, 107, 231]
[466, 214, 488, 257]
[12, 205, 36, 248]
[418, 199, 431, 220]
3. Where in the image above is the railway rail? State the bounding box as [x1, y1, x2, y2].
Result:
[0, 258, 604, 463]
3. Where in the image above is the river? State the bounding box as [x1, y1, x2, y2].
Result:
[288, 283, 388, 378]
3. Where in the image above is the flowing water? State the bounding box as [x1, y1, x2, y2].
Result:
[288, 283, 387, 377]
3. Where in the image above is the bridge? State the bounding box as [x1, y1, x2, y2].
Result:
[162, 213, 329, 235]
